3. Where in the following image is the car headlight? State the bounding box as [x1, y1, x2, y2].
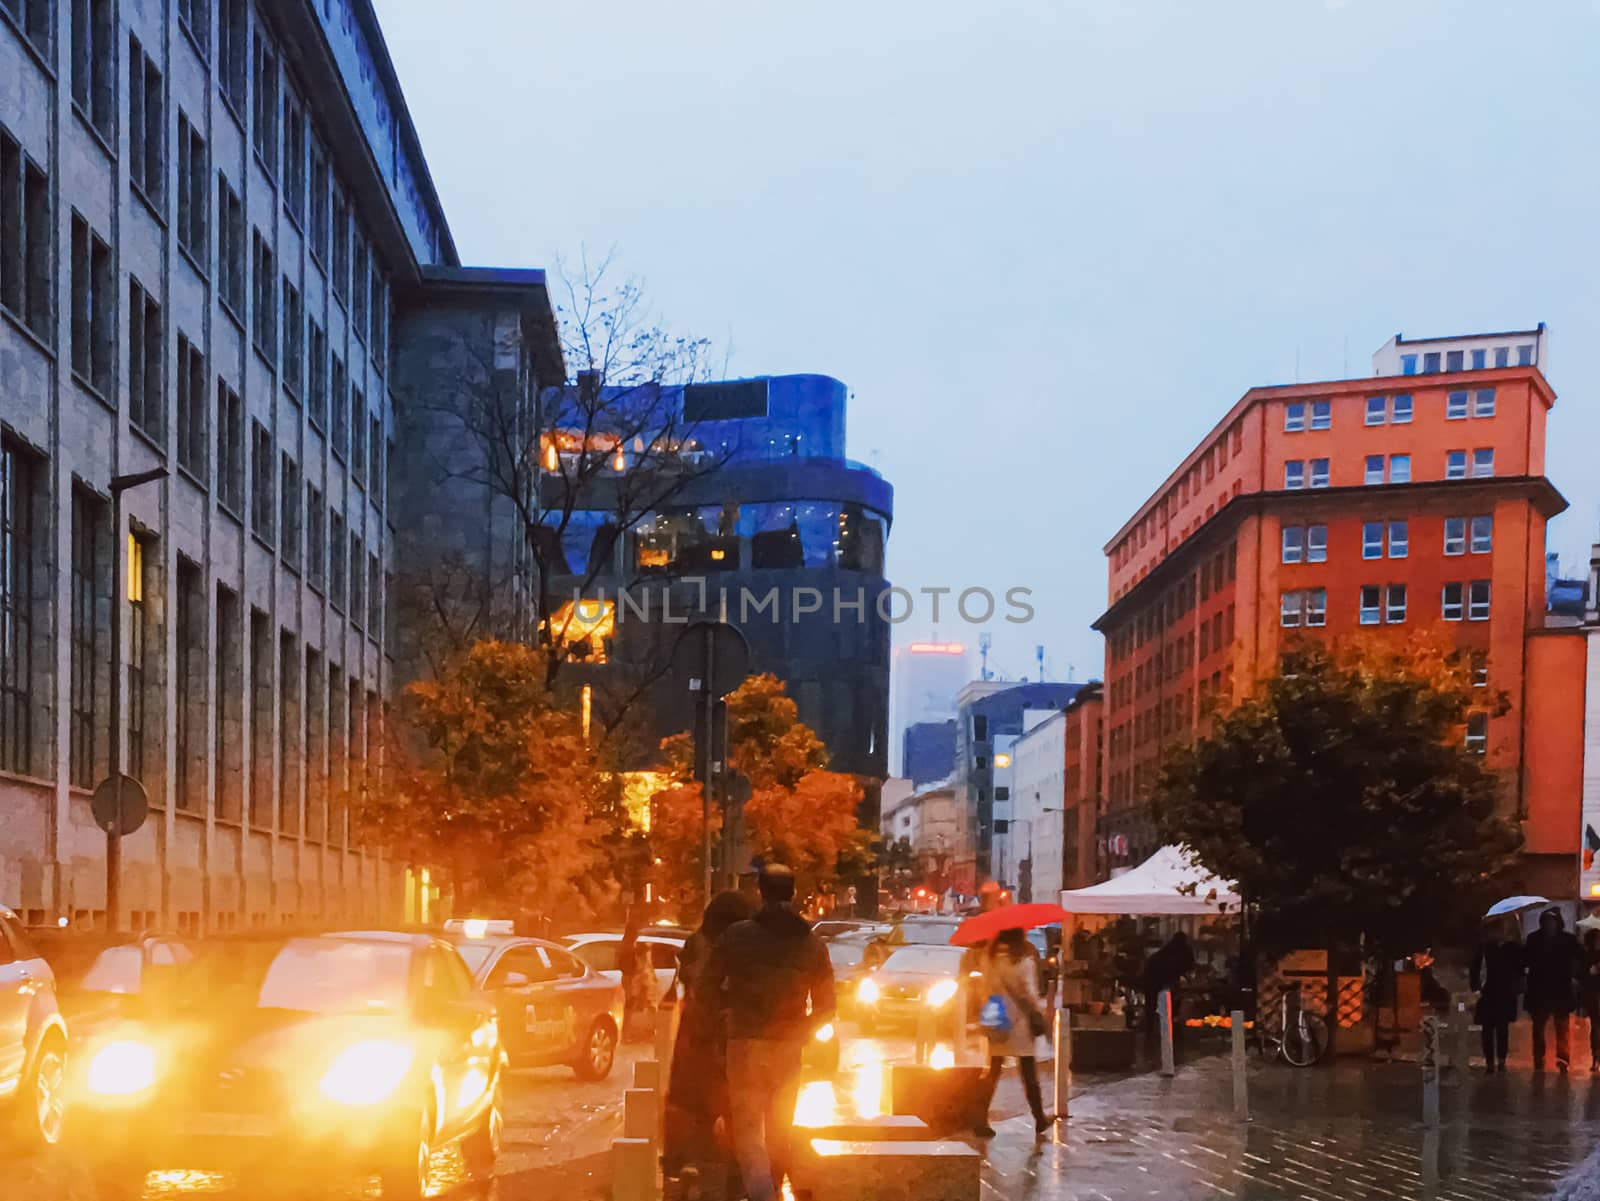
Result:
[318, 1040, 416, 1106]
[86, 1040, 157, 1097]
[857, 978, 880, 1005]
[814, 1022, 835, 1044]
[925, 979, 959, 1008]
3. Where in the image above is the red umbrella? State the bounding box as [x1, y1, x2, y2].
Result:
[950, 903, 1068, 946]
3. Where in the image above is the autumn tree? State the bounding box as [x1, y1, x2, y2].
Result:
[1149, 639, 1521, 959]
[360, 640, 624, 917]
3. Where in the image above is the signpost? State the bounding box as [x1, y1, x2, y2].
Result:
[672, 621, 750, 905]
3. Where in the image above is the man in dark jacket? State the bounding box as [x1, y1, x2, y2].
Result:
[1140, 932, 1196, 1038]
[1524, 907, 1581, 1072]
[708, 864, 835, 1201]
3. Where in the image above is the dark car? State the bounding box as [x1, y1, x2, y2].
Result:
[69, 931, 504, 1201]
[0, 906, 68, 1149]
[854, 944, 968, 1036]
[448, 933, 624, 1080]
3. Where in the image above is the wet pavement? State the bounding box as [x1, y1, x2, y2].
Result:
[982, 1055, 1600, 1201]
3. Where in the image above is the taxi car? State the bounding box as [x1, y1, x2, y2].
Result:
[447, 932, 623, 1081]
[69, 930, 503, 1201]
[0, 906, 68, 1149]
[562, 930, 685, 998]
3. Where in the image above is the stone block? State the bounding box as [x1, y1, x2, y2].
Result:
[803, 1139, 981, 1201]
[889, 1065, 986, 1135]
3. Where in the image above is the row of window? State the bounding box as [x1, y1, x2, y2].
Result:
[1280, 581, 1490, 627]
[1287, 388, 1499, 434]
[1283, 450, 1496, 490]
[1400, 345, 1533, 375]
[1281, 516, 1492, 564]
[0, 441, 389, 787]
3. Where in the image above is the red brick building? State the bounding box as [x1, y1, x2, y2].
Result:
[1094, 332, 1582, 895]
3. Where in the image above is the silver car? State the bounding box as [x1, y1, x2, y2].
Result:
[0, 906, 68, 1148]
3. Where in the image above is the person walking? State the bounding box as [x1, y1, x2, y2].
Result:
[1523, 907, 1581, 1072]
[975, 927, 1051, 1139]
[1140, 931, 1196, 1039]
[618, 911, 658, 1043]
[1579, 926, 1600, 1074]
[707, 865, 835, 1201]
[1470, 920, 1522, 1074]
[664, 891, 752, 1199]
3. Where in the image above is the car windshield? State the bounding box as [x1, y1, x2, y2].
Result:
[882, 946, 964, 974]
[452, 941, 498, 976]
[827, 942, 866, 968]
[186, 939, 413, 1015]
[898, 921, 961, 944]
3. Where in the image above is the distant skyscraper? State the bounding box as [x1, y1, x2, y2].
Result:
[891, 641, 970, 774]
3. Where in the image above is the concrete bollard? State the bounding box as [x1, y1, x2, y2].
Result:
[915, 1004, 935, 1066]
[1158, 990, 1176, 1078]
[624, 1087, 659, 1146]
[1421, 1015, 1441, 1128]
[1231, 1009, 1249, 1121]
[613, 1136, 656, 1201]
[1453, 1001, 1473, 1075]
[1052, 1007, 1071, 1121]
[635, 1060, 662, 1091]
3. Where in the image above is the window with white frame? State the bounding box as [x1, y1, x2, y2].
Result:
[1494, 347, 1510, 368]
[1307, 525, 1327, 562]
[1282, 527, 1304, 564]
[1285, 461, 1305, 490]
[1306, 588, 1326, 627]
[1281, 591, 1303, 628]
[1311, 400, 1330, 430]
[1392, 394, 1413, 423]
[1468, 580, 1490, 621]
[1310, 459, 1329, 488]
[1446, 350, 1464, 372]
[1465, 712, 1487, 755]
[1388, 520, 1408, 558]
[1365, 455, 1384, 485]
[1360, 585, 1381, 626]
[1390, 454, 1410, 483]
[1446, 451, 1467, 480]
[1517, 344, 1533, 366]
[1444, 518, 1466, 556]
[1470, 516, 1492, 554]
[1362, 521, 1383, 559]
[1447, 391, 1469, 420]
[1442, 582, 1464, 621]
[1387, 584, 1407, 624]
[1472, 449, 1494, 478]
[1365, 396, 1385, 426]
[1471, 349, 1486, 370]
[1284, 403, 1306, 432]
[1471, 651, 1488, 688]
[1472, 388, 1496, 418]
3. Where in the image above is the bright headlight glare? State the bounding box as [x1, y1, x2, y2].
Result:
[318, 1040, 415, 1106]
[857, 978, 880, 1005]
[86, 1040, 157, 1096]
[925, 979, 959, 1008]
[814, 1022, 835, 1044]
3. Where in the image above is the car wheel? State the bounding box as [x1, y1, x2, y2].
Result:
[380, 1105, 433, 1201]
[573, 1019, 617, 1081]
[18, 1036, 66, 1149]
[461, 1078, 502, 1180]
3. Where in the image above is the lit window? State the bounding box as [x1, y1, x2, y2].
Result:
[1388, 520, 1408, 558]
[1306, 588, 1326, 627]
[1360, 585, 1381, 626]
[1446, 451, 1467, 480]
[1471, 349, 1487, 370]
[1494, 347, 1510, 368]
[1284, 461, 1305, 490]
[548, 599, 615, 662]
[1472, 449, 1494, 478]
[1472, 389, 1496, 417]
[1386, 584, 1407, 624]
[1392, 394, 1413, 424]
[1442, 583, 1465, 621]
[1444, 518, 1466, 556]
[1401, 354, 1418, 375]
[1389, 454, 1411, 484]
[1362, 522, 1383, 560]
[1365, 455, 1385, 485]
[1310, 459, 1329, 488]
[1469, 580, 1491, 621]
[1446, 391, 1469, 420]
[1280, 591, 1303, 628]
[1365, 396, 1386, 426]
[1281, 527, 1304, 564]
[1311, 401, 1331, 430]
[1284, 403, 1306, 432]
[1470, 516, 1492, 554]
[1307, 525, 1327, 563]
[1517, 344, 1533, 366]
[1465, 712, 1488, 755]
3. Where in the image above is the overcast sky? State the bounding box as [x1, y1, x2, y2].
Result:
[374, 0, 1600, 685]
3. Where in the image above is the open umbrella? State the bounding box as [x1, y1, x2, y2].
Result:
[1483, 895, 1549, 919]
[950, 902, 1068, 946]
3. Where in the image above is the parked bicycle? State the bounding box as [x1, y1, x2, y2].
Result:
[1255, 982, 1329, 1067]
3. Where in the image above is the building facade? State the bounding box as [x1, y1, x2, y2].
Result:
[0, 0, 556, 929]
[1000, 707, 1064, 903]
[891, 639, 968, 775]
[902, 717, 956, 788]
[1094, 330, 1578, 892]
[1059, 682, 1103, 890]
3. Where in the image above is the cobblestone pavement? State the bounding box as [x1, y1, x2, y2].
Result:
[981, 1056, 1600, 1201]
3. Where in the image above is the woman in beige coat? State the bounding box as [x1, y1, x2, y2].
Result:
[975, 928, 1050, 1138]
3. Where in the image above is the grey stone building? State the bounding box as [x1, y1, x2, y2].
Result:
[0, 0, 560, 930]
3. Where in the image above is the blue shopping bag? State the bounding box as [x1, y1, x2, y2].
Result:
[979, 994, 1012, 1038]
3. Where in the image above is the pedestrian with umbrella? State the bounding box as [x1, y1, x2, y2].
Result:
[1470, 914, 1524, 1075]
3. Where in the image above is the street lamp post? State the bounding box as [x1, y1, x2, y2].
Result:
[105, 467, 167, 932]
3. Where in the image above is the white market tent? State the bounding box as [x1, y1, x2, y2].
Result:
[1060, 845, 1240, 916]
